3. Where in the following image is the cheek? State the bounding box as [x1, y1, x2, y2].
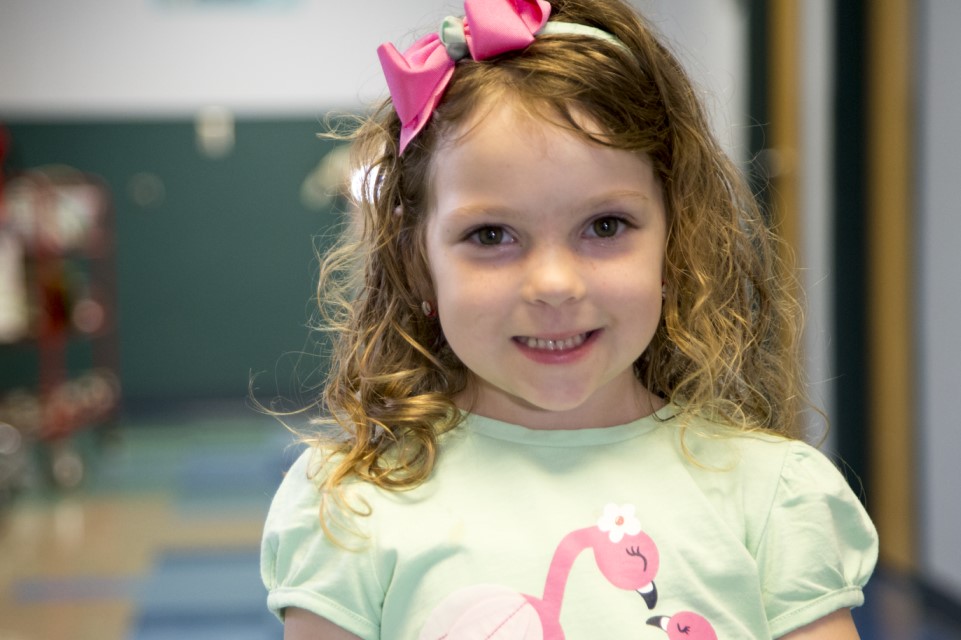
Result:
[606, 265, 662, 302]
[435, 268, 500, 315]
[426, 246, 455, 304]
[422, 232, 447, 302]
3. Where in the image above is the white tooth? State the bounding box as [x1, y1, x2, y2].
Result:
[523, 333, 587, 351]
[521, 333, 590, 350]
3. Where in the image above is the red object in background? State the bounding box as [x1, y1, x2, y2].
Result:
[0, 164, 120, 444]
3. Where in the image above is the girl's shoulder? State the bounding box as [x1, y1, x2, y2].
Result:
[261, 446, 327, 540]
[673, 413, 864, 501]
[261, 444, 366, 547]
[268, 444, 329, 496]
[664, 411, 847, 484]
[665, 412, 877, 560]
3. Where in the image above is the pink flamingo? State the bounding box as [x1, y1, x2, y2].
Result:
[419, 504, 659, 639]
[647, 611, 718, 640]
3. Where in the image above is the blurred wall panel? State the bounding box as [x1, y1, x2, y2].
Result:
[3, 119, 340, 405]
[918, 0, 961, 603]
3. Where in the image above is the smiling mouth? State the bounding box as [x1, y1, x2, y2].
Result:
[515, 331, 595, 352]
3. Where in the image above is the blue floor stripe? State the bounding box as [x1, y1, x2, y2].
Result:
[16, 576, 137, 602]
[130, 617, 282, 640]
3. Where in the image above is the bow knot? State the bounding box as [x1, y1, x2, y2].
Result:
[377, 0, 551, 153]
[439, 16, 469, 60]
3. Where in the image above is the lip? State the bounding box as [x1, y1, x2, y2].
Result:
[512, 329, 599, 364]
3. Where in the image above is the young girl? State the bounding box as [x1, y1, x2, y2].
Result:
[261, 0, 878, 638]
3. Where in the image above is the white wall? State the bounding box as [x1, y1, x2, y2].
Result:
[918, 0, 961, 602]
[0, 0, 418, 117]
[0, 0, 747, 157]
[635, 0, 748, 158]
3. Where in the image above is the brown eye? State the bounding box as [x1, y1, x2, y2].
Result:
[475, 226, 506, 245]
[591, 217, 621, 238]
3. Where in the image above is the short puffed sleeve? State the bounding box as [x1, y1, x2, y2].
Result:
[260, 448, 384, 639]
[754, 440, 879, 637]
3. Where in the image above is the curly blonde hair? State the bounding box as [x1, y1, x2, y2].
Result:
[300, 0, 807, 508]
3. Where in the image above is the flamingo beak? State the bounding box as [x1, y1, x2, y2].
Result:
[647, 615, 670, 630]
[636, 581, 658, 609]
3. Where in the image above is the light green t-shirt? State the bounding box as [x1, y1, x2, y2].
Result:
[260, 409, 878, 639]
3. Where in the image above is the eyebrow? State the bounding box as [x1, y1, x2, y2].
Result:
[441, 204, 515, 222]
[582, 190, 654, 209]
[441, 190, 654, 221]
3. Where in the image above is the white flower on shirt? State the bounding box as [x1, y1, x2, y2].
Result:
[597, 503, 642, 543]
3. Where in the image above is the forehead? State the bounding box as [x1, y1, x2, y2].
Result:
[425, 97, 661, 221]
[425, 95, 641, 203]
[435, 93, 611, 157]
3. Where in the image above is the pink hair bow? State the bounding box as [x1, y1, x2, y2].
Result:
[377, 0, 551, 154]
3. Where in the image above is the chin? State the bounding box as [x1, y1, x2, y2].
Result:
[509, 392, 613, 424]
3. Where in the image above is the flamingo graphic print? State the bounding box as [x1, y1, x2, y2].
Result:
[647, 611, 718, 640]
[419, 504, 660, 639]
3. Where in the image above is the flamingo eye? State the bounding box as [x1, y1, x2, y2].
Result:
[677, 624, 692, 634]
[625, 546, 648, 570]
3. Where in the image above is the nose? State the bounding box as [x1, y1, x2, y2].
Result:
[521, 246, 586, 307]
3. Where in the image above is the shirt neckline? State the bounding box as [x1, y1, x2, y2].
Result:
[458, 404, 677, 447]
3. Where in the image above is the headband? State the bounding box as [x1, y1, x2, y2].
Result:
[377, 0, 626, 154]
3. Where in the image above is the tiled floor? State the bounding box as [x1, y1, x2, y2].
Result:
[1, 409, 959, 640]
[0, 410, 297, 640]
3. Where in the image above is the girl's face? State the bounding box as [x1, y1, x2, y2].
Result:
[424, 99, 667, 429]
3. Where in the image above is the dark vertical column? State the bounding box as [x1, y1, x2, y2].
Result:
[832, 0, 869, 497]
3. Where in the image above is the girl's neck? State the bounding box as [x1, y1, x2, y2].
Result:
[454, 379, 665, 430]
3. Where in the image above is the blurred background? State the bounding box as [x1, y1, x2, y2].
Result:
[0, 0, 958, 638]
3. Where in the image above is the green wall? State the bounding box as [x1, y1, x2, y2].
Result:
[2, 118, 342, 406]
